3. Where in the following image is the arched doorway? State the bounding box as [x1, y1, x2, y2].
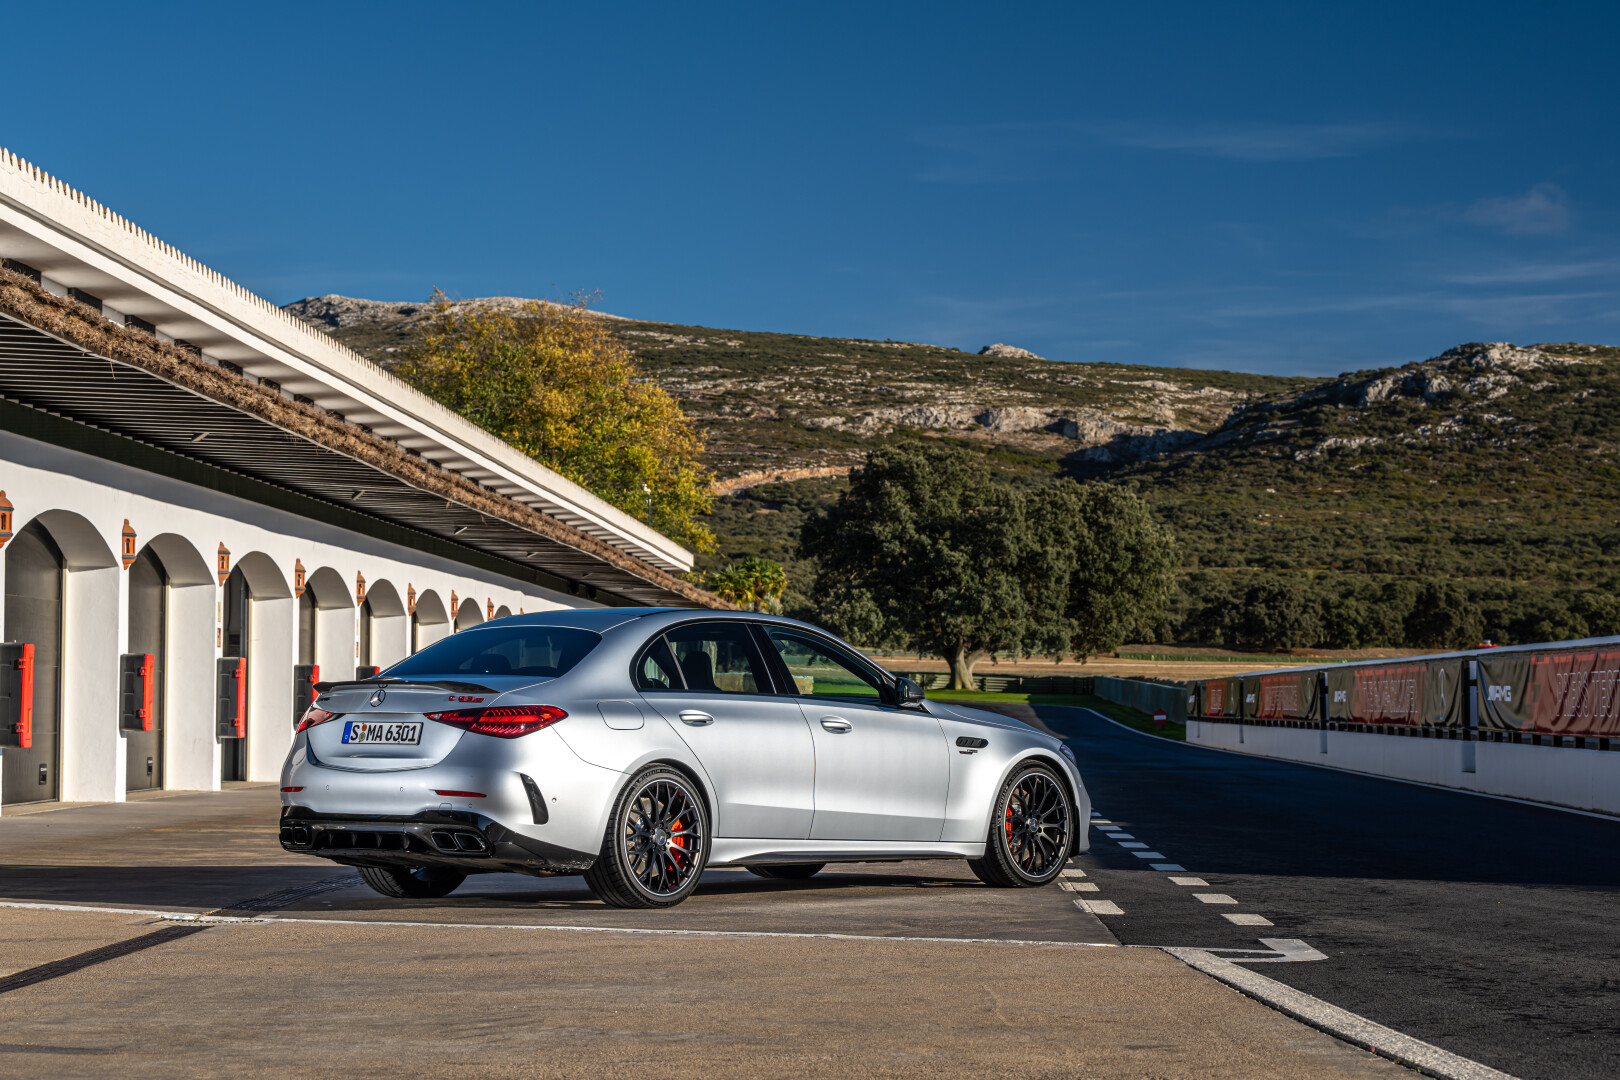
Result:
[221, 552, 293, 784]
[412, 589, 450, 652]
[454, 597, 483, 632]
[136, 534, 213, 792]
[3, 521, 63, 803]
[126, 546, 166, 791]
[364, 580, 408, 670]
[301, 567, 353, 685]
[494, 605, 513, 620]
[220, 564, 251, 782]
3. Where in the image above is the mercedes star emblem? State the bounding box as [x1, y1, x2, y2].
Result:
[369, 687, 386, 708]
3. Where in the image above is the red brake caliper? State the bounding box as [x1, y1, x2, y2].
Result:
[669, 816, 686, 872]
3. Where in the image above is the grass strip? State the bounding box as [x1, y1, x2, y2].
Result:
[925, 691, 1186, 741]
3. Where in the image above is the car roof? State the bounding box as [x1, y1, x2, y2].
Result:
[482, 607, 849, 641]
[478, 607, 681, 632]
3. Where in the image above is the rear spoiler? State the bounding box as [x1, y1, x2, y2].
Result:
[313, 679, 498, 695]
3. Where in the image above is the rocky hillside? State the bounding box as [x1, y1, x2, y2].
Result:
[286, 294, 1309, 481]
[284, 295, 1620, 646]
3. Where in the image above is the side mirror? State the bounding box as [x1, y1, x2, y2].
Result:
[896, 676, 925, 708]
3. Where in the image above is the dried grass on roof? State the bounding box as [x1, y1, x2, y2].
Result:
[0, 267, 729, 610]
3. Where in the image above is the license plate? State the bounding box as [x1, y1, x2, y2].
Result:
[341, 721, 423, 745]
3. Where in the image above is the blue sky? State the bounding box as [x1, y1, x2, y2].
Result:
[5, 2, 1617, 376]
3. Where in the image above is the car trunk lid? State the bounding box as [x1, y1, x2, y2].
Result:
[306, 678, 542, 771]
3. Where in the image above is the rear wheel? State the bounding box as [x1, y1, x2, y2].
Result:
[968, 762, 1072, 888]
[584, 766, 710, 909]
[746, 863, 825, 881]
[356, 865, 466, 899]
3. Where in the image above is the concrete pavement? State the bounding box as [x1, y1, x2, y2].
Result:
[0, 787, 1410, 1078]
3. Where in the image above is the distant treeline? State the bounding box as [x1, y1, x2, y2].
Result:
[1159, 573, 1620, 652]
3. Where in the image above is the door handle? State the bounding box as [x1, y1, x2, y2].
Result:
[678, 711, 714, 726]
[819, 716, 852, 733]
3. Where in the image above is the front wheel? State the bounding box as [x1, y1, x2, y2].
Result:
[584, 766, 710, 908]
[357, 865, 466, 899]
[968, 762, 1073, 888]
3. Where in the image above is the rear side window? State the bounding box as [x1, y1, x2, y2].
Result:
[385, 626, 601, 679]
[643, 622, 774, 694]
[635, 636, 682, 690]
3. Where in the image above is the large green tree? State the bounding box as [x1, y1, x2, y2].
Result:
[395, 294, 715, 552]
[802, 444, 1176, 687]
[1050, 481, 1180, 658]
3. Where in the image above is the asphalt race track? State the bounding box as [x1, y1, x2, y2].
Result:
[988, 703, 1620, 1080]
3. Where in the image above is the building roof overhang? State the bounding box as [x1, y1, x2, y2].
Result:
[0, 148, 696, 576]
[0, 151, 726, 610]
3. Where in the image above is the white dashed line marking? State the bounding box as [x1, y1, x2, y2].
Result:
[1194, 893, 1238, 904]
[1130, 851, 1167, 859]
[1168, 876, 1209, 887]
[1061, 881, 1099, 892]
[1223, 913, 1274, 926]
[1119, 841, 1148, 848]
[1150, 863, 1186, 872]
[1076, 899, 1123, 915]
[1059, 868, 1087, 879]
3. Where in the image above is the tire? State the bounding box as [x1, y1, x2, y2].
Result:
[968, 762, 1073, 888]
[356, 865, 467, 899]
[584, 766, 710, 909]
[746, 863, 825, 881]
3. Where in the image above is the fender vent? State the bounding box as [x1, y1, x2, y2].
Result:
[520, 773, 549, 824]
[956, 737, 988, 749]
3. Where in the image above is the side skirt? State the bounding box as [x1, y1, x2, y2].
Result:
[708, 839, 986, 867]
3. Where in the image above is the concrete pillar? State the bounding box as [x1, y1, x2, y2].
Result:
[164, 581, 218, 791]
[60, 563, 120, 802]
[246, 595, 293, 783]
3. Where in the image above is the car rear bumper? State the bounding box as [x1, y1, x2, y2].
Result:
[279, 805, 597, 876]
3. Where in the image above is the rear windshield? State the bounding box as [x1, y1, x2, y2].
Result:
[383, 625, 601, 680]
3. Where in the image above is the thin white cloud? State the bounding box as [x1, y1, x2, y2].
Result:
[1101, 121, 1414, 161]
[1463, 183, 1570, 235]
[913, 119, 1423, 183]
[1442, 258, 1620, 285]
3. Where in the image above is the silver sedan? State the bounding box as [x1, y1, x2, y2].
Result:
[279, 608, 1090, 908]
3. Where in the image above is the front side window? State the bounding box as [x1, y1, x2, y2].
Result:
[763, 628, 885, 702]
[659, 622, 773, 694]
[384, 625, 600, 680]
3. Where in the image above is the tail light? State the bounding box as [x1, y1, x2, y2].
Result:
[297, 706, 340, 733]
[424, 705, 566, 738]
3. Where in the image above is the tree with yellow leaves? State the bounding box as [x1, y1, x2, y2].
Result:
[396, 293, 715, 553]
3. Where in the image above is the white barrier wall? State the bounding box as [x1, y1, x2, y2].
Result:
[1187, 719, 1620, 817]
[0, 428, 596, 810]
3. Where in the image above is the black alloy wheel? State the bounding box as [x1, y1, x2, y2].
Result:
[746, 863, 826, 881]
[357, 865, 467, 899]
[584, 766, 710, 908]
[968, 763, 1072, 888]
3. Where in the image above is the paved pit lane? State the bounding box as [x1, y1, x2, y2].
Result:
[983, 703, 1620, 1080]
[0, 786, 1425, 1079]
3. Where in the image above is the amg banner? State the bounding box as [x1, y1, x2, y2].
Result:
[1351, 662, 1426, 726]
[1256, 674, 1300, 720]
[1481, 648, 1620, 736]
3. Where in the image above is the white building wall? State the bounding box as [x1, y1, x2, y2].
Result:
[0, 428, 596, 811]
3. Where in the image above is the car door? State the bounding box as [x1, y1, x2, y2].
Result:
[635, 620, 815, 840]
[757, 625, 949, 842]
